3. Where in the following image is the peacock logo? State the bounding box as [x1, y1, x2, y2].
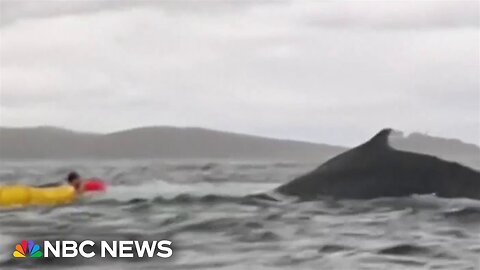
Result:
[13, 240, 43, 258]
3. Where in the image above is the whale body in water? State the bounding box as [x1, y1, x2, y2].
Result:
[274, 128, 480, 200]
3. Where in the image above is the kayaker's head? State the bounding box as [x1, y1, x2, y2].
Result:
[66, 171, 82, 190]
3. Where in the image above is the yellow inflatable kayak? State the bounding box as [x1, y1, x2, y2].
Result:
[0, 185, 76, 207]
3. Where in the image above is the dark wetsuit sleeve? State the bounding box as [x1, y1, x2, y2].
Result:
[36, 182, 61, 188]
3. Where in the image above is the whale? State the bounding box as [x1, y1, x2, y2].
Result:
[273, 128, 480, 200]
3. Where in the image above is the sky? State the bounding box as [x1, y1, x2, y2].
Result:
[0, 0, 479, 146]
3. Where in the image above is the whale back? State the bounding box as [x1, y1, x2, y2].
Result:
[275, 129, 395, 198]
[317, 128, 394, 171]
[275, 128, 480, 200]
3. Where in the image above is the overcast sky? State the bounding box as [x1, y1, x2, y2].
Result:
[0, 0, 479, 146]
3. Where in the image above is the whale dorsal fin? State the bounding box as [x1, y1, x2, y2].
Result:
[364, 128, 393, 149]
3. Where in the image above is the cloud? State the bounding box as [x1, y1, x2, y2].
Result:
[1, 0, 478, 29]
[0, 1, 478, 146]
[304, 1, 479, 29]
[0, 0, 258, 26]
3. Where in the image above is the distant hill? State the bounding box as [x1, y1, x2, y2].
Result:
[390, 131, 480, 169]
[0, 126, 345, 161]
[0, 126, 478, 168]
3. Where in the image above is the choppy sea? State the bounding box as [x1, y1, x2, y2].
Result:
[1, 160, 479, 270]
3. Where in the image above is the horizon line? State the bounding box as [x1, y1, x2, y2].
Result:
[1, 124, 479, 148]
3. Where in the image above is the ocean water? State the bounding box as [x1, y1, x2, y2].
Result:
[0, 160, 479, 270]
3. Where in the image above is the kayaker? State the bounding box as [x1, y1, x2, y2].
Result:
[66, 171, 85, 193]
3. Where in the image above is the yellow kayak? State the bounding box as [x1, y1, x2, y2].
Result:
[0, 185, 76, 207]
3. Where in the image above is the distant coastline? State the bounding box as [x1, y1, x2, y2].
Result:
[0, 126, 478, 169]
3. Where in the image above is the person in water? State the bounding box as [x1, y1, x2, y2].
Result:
[36, 171, 83, 190]
[37, 171, 104, 192]
[66, 171, 85, 193]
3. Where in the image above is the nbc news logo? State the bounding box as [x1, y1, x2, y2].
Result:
[12, 239, 172, 258]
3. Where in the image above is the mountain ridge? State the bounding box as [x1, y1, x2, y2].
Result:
[0, 126, 344, 161]
[0, 126, 478, 168]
